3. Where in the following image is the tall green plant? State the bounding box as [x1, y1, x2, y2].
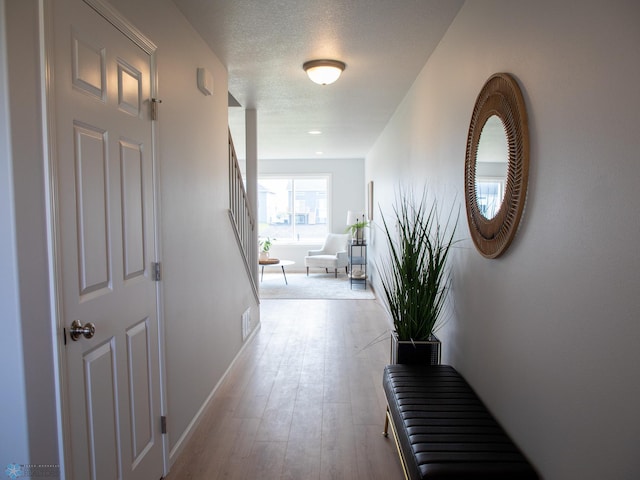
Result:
[378, 189, 459, 341]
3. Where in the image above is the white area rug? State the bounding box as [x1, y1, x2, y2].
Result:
[259, 271, 375, 300]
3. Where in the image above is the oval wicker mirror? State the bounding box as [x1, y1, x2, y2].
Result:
[464, 73, 529, 258]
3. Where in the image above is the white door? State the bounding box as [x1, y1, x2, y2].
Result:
[51, 1, 163, 479]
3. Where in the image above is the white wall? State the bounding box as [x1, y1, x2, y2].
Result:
[259, 157, 365, 271]
[367, 1, 640, 478]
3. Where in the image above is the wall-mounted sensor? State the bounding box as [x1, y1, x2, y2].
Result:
[197, 67, 213, 96]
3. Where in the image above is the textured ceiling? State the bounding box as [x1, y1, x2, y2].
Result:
[172, 0, 464, 160]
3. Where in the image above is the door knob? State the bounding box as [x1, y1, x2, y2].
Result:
[70, 320, 96, 341]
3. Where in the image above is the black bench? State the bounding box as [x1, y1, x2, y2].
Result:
[383, 364, 538, 479]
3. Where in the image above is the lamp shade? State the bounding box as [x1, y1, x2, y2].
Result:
[346, 210, 364, 226]
[303, 59, 346, 85]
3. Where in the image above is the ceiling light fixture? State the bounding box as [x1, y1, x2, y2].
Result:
[303, 59, 346, 85]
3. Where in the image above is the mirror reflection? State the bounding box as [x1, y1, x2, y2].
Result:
[475, 115, 508, 219]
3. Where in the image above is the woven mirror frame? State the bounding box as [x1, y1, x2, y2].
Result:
[464, 73, 529, 258]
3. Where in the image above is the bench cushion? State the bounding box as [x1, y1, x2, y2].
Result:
[383, 364, 538, 479]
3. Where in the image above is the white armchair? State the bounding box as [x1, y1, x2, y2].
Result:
[304, 233, 350, 277]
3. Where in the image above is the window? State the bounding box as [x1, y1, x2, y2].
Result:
[258, 175, 329, 243]
[475, 177, 505, 219]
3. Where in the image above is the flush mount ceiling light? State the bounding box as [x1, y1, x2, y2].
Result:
[303, 59, 346, 85]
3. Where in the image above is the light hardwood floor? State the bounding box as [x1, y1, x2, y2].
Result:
[165, 298, 404, 479]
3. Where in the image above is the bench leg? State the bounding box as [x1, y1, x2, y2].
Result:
[383, 406, 389, 437]
[383, 405, 410, 480]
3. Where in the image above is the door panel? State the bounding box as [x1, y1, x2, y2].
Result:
[72, 31, 106, 101]
[74, 121, 110, 295]
[126, 319, 153, 463]
[52, 1, 162, 479]
[83, 340, 120, 480]
[117, 61, 142, 117]
[120, 139, 145, 279]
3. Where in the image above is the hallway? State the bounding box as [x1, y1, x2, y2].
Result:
[165, 298, 403, 479]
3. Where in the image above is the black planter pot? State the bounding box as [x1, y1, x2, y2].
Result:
[390, 332, 441, 365]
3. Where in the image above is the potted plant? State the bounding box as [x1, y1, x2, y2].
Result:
[259, 236, 274, 261]
[377, 188, 458, 365]
[345, 219, 369, 245]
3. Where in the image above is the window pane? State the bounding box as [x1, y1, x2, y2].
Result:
[476, 179, 504, 219]
[258, 176, 328, 243]
[294, 178, 327, 242]
[259, 178, 293, 240]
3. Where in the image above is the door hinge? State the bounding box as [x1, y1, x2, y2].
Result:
[161, 415, 167, 434]
[151, 98, 162, 121]
[152, 262, 161, 281]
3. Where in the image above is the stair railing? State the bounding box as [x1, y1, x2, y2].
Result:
[228, 130, 259, 299]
